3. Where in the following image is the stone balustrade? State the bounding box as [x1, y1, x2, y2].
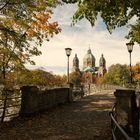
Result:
[20, 86, 72, 116]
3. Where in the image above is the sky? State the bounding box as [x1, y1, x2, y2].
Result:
[26, 4, 140, 75]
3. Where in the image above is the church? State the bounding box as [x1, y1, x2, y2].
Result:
[72, 48, 107, 83]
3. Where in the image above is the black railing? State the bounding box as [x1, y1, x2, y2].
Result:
[0, 88, 21, 122]
[109, 104, 135, 140]
[72, 85, 84, 100]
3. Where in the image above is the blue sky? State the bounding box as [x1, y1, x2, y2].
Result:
[26, 4, 140, 75]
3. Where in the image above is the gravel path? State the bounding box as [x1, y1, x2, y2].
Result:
[0, 91, 115, 140]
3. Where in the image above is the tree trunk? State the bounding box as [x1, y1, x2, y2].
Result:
[1, 67, 7, 123]
[1, 88, 8, 123]
[0, 32, 8, 123]
[2, 69, 6, 80]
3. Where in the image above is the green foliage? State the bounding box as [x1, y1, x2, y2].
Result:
[62, 0, 140, 44]
[103, 64, 130, 86]
[7, 69, 67, 87]
[126, 19, 140, 44]
[132, 62, 140, 83]
[0, 0, 61, 80]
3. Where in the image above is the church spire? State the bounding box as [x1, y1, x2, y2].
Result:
[98, 54, 107, 77]
[72, 53, 80, 72]
[99, 53, 106, 67]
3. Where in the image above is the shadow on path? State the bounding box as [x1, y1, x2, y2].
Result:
[0, 91, 115, 140]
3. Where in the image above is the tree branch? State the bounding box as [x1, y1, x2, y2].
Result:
[0, 1, 9, 11]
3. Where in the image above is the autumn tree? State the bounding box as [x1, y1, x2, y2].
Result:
[132, 62, 140, 83]
[0, 0, 61, 123]
[52, 74, 67, 86]
[61, 74, 67, 84]
[103, 64, 130, 85]
[31, 69, 55, 86]
[62, 0, 140, 45]
[6, 69, 67, 86]
[70, 71, 81, 85]
[0, 0, 61, 81]
[96, 77, 104, 85]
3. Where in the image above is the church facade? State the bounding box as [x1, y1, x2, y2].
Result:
[72, 48, 107, 83]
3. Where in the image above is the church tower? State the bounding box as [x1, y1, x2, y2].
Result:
[83, 48, 95, 70]
[72, 54, 80, 72]
[82, 48, 96, 83]
[98, 54, 107, 77]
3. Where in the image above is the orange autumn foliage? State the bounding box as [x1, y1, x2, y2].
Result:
[26, 11, 61, 39]
[132, 62, 140, 81]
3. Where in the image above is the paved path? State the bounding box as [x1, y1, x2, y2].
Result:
[0, 91, 115, 140]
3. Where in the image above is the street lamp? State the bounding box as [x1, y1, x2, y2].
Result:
[65, 48, 72, 83]
[126, 42, 134, 84]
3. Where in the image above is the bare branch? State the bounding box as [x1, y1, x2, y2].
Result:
[0, 1, 9, 11]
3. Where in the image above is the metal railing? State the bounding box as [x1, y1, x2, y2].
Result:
[0, 88, 21, 122]
[83, 84, 123, 95]
[109, 104, 135, 140]
[71, 85, 84, 100]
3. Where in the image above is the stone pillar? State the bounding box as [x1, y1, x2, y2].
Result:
[20, 86, 39, 116]
[114, 89, 139, 139]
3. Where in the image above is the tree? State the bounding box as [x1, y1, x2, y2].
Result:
[0, 0, 61, 123]
[62, 0, 140, 45]
[52, 74, 67, 86]
[126, 19, 140, 45]
[70, 71, 81, 85]
[31, 69, 55, 86]
[132, 62, 140, 83]
[0, 0, 61, 80]
[96, 77, 104, 85]
[6, 69, 67, 86]
[103, 64, 130, 85]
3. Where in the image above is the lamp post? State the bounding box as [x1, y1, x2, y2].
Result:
[65, 48, 72, 84]
[126, 42, 134, 84]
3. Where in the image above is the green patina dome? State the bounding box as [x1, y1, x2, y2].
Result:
[83, 66, 95, 72]
[83, 48, 95, 61]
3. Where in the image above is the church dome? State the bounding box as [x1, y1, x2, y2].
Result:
[84, 49, 95, 60]
[99, 54, 106, 67]
[83, 66, 95, 73]
[83, 48, 95, 69]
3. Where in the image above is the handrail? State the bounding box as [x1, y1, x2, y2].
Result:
[0, 104, 20, 109]
[110, 110, 135, 140]
[0, 113, 19, 118]
[0, 89, 21, 122]
[0, 96, 21, 100]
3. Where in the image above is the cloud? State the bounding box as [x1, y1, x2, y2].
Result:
[52, 4, 77, 23]
[26, 4, 140, 75]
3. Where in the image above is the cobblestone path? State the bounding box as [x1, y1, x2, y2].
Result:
[0, 91, 115, 140]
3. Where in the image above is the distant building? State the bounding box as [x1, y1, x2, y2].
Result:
[72, 48, 107, 83]
[72, 54, 80, 72]
[83, 48, 95, 71]
[98, 54, 107, 77]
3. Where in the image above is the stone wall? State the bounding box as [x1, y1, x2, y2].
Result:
[20, 86, 72, 116]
